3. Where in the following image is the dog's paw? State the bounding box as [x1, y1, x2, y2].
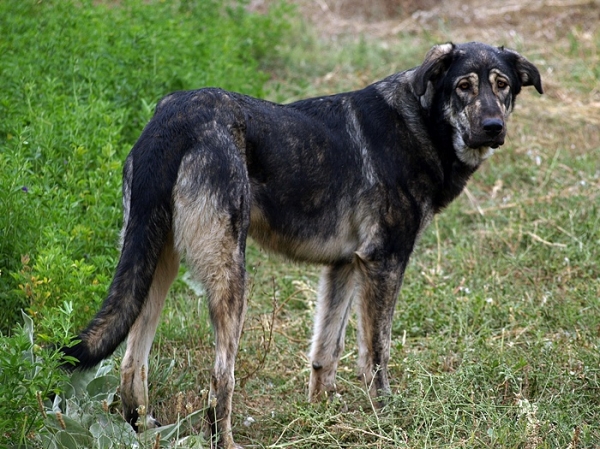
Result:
[136, 414, 161, 431]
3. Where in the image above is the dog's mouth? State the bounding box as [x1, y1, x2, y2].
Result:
[464, 133, 505, 151]
[452, 121, 506, 165]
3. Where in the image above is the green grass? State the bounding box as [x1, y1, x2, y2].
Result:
[1, 0, 599, 447]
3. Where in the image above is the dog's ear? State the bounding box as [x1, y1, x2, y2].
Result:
[503, 48, 544, 94]
[412, 43, 455, 108]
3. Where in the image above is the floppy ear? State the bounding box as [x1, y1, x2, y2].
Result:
[504, 48, 543, 94]
[412, 43, 456, 101]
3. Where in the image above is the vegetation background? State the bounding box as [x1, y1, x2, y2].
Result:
[0, 0, 598, 447]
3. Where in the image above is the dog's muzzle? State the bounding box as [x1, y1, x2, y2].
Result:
[466, 117, 506, 149]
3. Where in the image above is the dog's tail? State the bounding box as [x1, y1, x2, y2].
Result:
[62, 102, 187, 370]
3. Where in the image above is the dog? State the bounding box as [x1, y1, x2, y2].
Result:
[62, 42, 542, 448]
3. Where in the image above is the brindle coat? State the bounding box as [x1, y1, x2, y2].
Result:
[63, 42, 542, 448]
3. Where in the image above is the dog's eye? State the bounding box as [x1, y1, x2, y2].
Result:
[497, 80, 508, 89]
[457, 81, 471, 91]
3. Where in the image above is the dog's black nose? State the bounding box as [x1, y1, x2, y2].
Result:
[482, 118, 504, 137]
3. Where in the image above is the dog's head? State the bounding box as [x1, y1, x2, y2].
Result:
[412, 42, 543, 166]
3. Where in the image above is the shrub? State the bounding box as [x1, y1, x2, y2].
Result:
[0, 0, 289, 333]
[0, 310, 74, 446]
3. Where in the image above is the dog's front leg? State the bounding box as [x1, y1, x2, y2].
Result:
[354, 256, 405, 403]
[309, 263, 357, 402]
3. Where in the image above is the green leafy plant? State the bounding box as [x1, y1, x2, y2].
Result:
[39, 359, 210, 449]
[0, 0, 290, 334]
[0, 0, 290, 444]
[0, 310, 73, 446]
[0, 309, 209, 448]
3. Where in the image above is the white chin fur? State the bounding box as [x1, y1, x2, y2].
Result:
[453, 133, 495, 167]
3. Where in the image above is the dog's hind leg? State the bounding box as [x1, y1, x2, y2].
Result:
[173, 143, 249, 449]
[202, 246, 246, 449]
[120, 232, 180, 430]
[309, 262, 357, 402]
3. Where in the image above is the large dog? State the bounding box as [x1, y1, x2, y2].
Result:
[63, 42, 542, 448]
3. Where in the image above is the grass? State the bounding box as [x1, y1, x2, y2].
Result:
[1, 0, 599, 447]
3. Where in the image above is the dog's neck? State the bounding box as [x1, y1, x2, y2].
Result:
[425, 107, 480, 213]
[373, 76, 480, 214]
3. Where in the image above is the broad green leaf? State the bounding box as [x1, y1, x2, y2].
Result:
[86, 374, 118, 401]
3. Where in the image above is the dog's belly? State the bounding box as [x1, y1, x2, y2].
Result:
[248, 204, 359, 264]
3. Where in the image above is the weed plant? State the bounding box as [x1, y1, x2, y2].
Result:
[0, 310, 74, 447]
